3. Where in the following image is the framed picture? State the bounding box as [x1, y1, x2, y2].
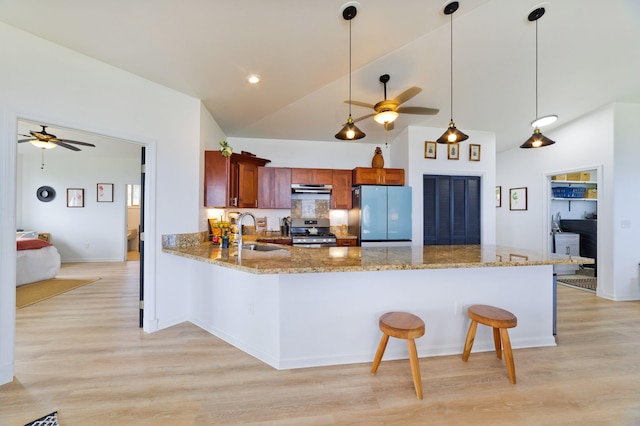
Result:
[447, 143, 459, 160]
[496, 186, 502, 207]
[469, 144, 481, 161]
[67, 188, 84, 208]
[424, 141, 437, 159]
[509, 187, 528, 211]
[97, 183, 114, 202]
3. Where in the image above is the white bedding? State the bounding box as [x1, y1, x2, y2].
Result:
[16, 245, 61, 287]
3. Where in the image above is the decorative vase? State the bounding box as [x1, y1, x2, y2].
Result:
[372, 147, 384, 168]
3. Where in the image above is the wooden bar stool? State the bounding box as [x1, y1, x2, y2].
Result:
[462, 304, 518, 384]
[371, 312, 425, 399]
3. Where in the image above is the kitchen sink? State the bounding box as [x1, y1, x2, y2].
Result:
[244, 243, 286, 252]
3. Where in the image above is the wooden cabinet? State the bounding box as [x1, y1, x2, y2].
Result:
[331, 169, 352, 209]
[352, 167, 404, 186]
[204, 151, 270, 208]
[291, 168, 334, 185]
[336, 238, 357, 247]
[258, 167, 292, 209]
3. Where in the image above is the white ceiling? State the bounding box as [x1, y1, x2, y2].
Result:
[3, 0, 640, 154]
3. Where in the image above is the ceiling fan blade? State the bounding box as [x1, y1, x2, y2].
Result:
[352, 113, 374, 123]
[393, 87, 422, 105]
[18, 138, 34, 143]
[57, 138, 96, 147]
[396, 106, 439, 115]
[345, 100, 375, 109]
[52, 141, 81, 151]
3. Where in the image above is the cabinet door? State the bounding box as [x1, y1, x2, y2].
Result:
[273, 168, 292, 208]
[204, 151, 230, 207]
[331, 169, 352, 209]
[291, 168, 333, 184]
[381, 168, 405, 185]
[237, 162, 259, 207]
[336, 238, 357, 247]
[352, 167, 380, 185]
[257, 167, 275, 208]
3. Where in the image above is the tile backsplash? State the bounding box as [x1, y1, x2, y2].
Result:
[291, 199, 330, 219]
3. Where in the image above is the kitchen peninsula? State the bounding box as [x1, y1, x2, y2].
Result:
[163, 235, 593, 370]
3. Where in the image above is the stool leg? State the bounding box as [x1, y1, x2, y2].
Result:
[407, 338, 423, 400]
[371, 333, 389, 374]
[500, 328, 516, 384]
[462, 320, 478, 362]
[492, 327, 502, 360]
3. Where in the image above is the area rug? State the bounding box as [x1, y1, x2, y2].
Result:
[558, 276, 597, 292]
[17, 277, 100, 308]
[24, 411, 58, 426]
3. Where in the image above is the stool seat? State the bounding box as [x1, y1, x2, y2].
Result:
[462, 304, 518, 384]
[371, 312, 425, 399]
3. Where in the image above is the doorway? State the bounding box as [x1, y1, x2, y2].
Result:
[423, 175, 481, 245]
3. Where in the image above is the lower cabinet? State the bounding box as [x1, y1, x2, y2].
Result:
[336, 238, 357, 247]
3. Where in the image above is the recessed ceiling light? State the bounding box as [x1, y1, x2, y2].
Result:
[247, 75, 260, 84]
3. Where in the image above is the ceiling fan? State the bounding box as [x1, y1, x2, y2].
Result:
[346, 74, 439, 131]
[18, 125, 96, 151]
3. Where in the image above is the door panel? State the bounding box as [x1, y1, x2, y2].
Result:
[423, 175, 481, 245]
[387, 186, 412, 240]
[361, 186, 387, 240]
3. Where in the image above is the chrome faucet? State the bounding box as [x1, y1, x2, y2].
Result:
[236, 212, 256, 251]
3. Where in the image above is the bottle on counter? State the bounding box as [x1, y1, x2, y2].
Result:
[221, 231, 230, 248]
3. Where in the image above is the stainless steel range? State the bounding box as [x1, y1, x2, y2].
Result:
[290, 218, 337, 247]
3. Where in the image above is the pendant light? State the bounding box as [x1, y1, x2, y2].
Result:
[335, 5, 365, 141]
[437, 1, 468, 144]
[520, 7, 556, 149]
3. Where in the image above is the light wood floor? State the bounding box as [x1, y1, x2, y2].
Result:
[2, 262, 640, 425]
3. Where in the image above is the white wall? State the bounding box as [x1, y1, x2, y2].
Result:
[0, 22, 204, 384]
[18, 152, 139, 261]
[612, 103, 640, 300]
[497, 103, 640, 301]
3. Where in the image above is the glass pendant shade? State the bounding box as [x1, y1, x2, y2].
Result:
[374, 110, 399, 125]
[520, 127, 555, 148]
[531, 114, 557, 128]
[335, 115, 365, 140]
[437, 120, 469, 144]
[30, 140, 57, 149]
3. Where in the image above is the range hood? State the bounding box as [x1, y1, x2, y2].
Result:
[291, 184, 332, 194]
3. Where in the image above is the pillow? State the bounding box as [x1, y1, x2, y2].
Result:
[17, 238, 52, 251]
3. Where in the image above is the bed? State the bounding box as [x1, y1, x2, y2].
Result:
[16, 235, 61, 287]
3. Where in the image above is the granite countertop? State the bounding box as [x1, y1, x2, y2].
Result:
[162, 237, 594, 275]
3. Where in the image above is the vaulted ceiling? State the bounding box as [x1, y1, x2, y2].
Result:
[3, 0, 640, 153]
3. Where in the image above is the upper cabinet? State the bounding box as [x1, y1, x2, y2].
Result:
[258, 167, 292, 209]
[352, 167, 404, 186]
[332, 169, 352, 209]
[204, 151, 270, 208]
[291, 168, 334, 185]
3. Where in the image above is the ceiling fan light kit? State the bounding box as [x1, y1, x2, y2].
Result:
[335, 4, 365, 140]
[374, 110, 398, 125]
[438, 1, 468, 145]
[521, 7, 556, 149]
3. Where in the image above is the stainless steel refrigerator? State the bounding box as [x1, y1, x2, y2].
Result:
[348, 185, 412, 246]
